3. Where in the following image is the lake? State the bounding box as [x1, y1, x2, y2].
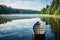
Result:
[40, 17, 60, 40]
[0, 14, 60, 40]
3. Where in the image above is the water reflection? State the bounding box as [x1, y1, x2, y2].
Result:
[0, 18, 40, 40]
[43, 22, 55, 40]
[0, 14, 60, 40]
[0, 14, 38, 24]
[41, 17, 60, 40]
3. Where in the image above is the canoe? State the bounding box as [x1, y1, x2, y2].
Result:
[32, 21, 45, 40]
[33, 21, 45, 34]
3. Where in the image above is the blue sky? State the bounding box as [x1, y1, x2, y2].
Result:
[0, 0, 52, 10]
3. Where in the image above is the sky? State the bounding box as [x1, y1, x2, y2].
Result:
[0, 0, 52, 11]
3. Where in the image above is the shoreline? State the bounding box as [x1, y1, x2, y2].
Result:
[39, 14, 60, 18]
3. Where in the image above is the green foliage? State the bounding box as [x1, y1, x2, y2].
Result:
[46, 5, 49, 9]
[0, 5, 39, 14]
[54, 8, 60, 15]
[40, 8, 46, 14]
[40, 0, 60, 15]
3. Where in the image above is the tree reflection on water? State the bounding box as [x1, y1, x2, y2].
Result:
[41, 17, 60, 40]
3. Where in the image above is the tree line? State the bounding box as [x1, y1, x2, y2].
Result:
[40, 0, 60, 15]
[0, 5, 39, 14]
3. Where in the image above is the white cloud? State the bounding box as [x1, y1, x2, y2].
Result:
[0, 18, 40, 31]
[0, 18, 42, 37]
[0, 0, 52, 10]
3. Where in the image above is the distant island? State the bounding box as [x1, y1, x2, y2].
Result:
[0, 5, 39, 14]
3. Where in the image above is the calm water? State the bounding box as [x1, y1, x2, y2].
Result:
[0, 14, 38, 24]
[40, 17, 60, 40]
[0, 18, 40, 40]
[0, 14, 60, 40]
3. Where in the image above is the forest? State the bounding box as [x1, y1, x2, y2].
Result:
[0, 0, 60, 15]
[40, 0, 60, 15]
[0, 5, 39, 14]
